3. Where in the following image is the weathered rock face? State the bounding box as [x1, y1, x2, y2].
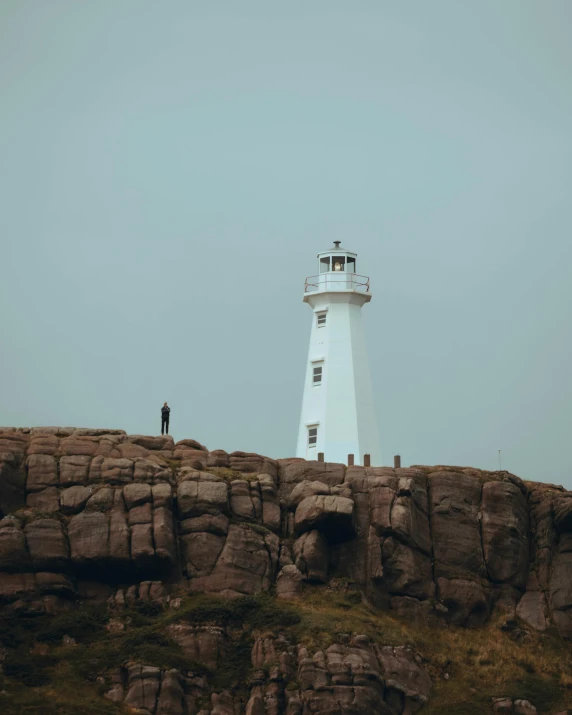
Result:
[1, 427, 572, 713]
[1, 428, 571, 634]
[246, 634, 431, 715]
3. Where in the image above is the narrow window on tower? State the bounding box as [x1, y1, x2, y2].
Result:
[308, 425, 318, 447]
[313, 364, 323, 386]
[316, 311, 327, 327]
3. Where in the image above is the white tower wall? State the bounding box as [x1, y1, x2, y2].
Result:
[296, 246, 382, 466]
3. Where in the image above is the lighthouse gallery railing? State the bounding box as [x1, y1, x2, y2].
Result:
[304, 273, 370, 293]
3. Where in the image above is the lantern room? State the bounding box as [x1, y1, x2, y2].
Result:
[304, 241, 369, 294]
[319, 241, 357, 274]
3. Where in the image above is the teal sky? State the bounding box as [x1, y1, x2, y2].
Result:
[1, 1, 571, 485]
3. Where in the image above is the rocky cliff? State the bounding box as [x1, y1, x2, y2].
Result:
[1, 427, 571, 714]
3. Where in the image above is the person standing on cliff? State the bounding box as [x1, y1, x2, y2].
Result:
[161, 402, 170, 435]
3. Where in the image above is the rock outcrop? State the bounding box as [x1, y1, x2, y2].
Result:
[1, 427, 572, 713]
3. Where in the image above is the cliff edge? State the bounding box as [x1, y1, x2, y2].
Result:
[1, 427, 571, 714]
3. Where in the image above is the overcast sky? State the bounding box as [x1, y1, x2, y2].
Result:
[1, 1, 571, 486]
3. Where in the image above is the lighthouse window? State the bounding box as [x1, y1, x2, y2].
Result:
[320, 257, 330, 273]
[347, 257, 356, 273]
[313, 365, 323, 385]
[308, 426, 318, 447]
[317, 312, 327, 327]
[332, 256, 346, 271]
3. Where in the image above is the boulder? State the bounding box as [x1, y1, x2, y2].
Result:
[68, 511, 110, 565]
[153, 507, 176, 565]
[27, 434, 59, 456]
[116, 442, 149, 459]
[293, 530, 329, 582]
[190, 525, 279, 596]
[60, 485, 92, 514]
[230, 480, 256, 520]
[369, 484, 395, 533]
[59, 455, 91, 486]
[437, 577, 490, 627]
[60, 436, 99, 457]
[376, 645, 432, 711]
[175, 439, 207, 452]
[0, 431, 29, 458]
[294, 495, 355, 540]
[99, 458, 134, 484]
[390, 477, 431, 554]
[134, 458, 165, 481]
[181, 532, 225, 577]
[128, 502, 152, 525]
[288, 480, 331, 509]
[229, 452, 277, 478]
[493, 697, 514, 712]
[131, 523, 155, 570]
[276, 564, 304, 599]
[277, 459, 345, 500]
[109, 508, 131, 564]
[179, 514, 229, 536]
[259, 474, 281, 533]
[156, 669, 185, 715]
[152, 483, 172, 508]
[130, 435, 174, 451]
[86, 487, 114, 511]
[123, 483, 152, 509]
[549, 541, 572, 636]
[27, 487, 60, 512]
[177, 478, 229, 518]
[124, 665, 161, 713]
[207, 449, 230, 468]
[516, 591, 548, 631]
[25, 519, 69, 571]
[26, 454, 58, 491]
[382, 538, 434, 599]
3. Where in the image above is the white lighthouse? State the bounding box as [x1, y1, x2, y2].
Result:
[296, 242, 382, 466]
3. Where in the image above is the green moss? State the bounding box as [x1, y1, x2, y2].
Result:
[3, 651, 57, 687]
[172, 593, 301, 630]
[36, 604, 108, 643]
[132, 599, 163, 618]
[166, 458, 182, 476]
[207, 467, 259, 482]
[0, 611, 43, 649]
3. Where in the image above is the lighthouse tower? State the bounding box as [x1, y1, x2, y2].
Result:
[296, 242, 382, 466]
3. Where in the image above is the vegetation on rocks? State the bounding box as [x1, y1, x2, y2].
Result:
[0, 588, 571, 713]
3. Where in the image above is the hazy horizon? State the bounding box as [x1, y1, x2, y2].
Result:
[1, 2, 571, 486]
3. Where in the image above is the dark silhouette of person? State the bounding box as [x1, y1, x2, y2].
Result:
[161, 402, 170, 435]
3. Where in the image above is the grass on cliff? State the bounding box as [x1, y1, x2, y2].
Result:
[165, 588, 572, 712]
[0, 601, 190, 714]
[279, 585, 572, 714]
[2, 589, 572, 714]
